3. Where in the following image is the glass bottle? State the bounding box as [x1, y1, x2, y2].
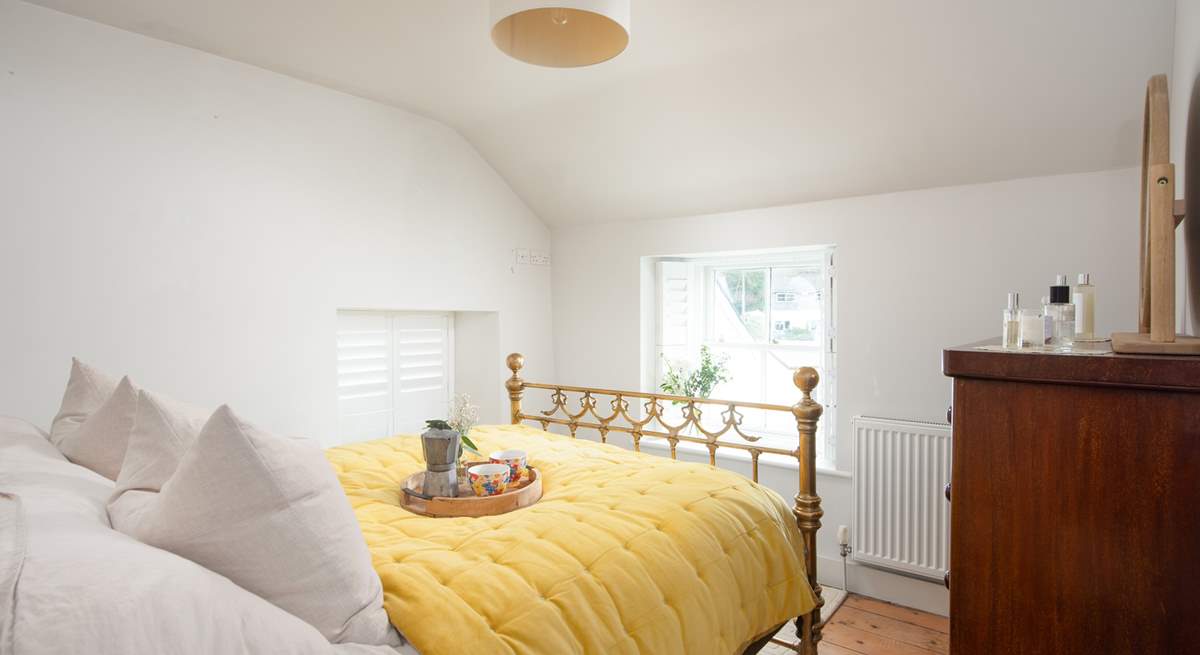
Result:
[1073, 273, 1095, 340]
[1019, 306, 1046, 348]
[1046, 275, 1075, 347]
[1002, 292, 1020, 349]
[1040, 295, 1054, 346]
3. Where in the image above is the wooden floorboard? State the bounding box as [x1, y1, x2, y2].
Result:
[843, 595, 950, 634]
[822, 623, 940, 655]
[821, 643, 870, 655]
[761, 641, 853, 655]
[828, 607, 948, 654]
[765, 593, 949, 655]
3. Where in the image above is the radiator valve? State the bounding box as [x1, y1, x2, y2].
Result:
[838, 525, 851, 557]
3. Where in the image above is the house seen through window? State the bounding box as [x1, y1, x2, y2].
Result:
[648, 247, 836, 464]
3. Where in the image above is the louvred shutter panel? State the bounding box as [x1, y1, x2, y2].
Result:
[336, 312, 392, 441]
[336, 312, 453, 442]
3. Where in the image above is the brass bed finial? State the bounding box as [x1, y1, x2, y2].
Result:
[793, 367, 820, 400]
[503, 353, 824, 654]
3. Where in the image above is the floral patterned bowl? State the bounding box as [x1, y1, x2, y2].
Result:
[489, 449, 528, 486]
[467, 463, 511, 497]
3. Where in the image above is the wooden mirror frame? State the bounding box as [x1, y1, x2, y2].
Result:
[1111, 75, 1200, 354]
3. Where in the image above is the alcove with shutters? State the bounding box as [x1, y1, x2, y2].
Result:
[334, 309, 500, 443]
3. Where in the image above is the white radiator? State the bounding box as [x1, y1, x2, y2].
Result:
[851, 416, 952, 582]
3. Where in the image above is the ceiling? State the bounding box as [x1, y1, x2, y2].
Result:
[28, 0, 1177, 226]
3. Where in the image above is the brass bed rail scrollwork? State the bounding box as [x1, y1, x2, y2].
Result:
[503, 353, 825, 655]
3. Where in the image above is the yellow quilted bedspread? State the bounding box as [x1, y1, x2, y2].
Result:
[327, 424, 815, 655]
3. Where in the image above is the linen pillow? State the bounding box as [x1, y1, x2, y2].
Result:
[48, 357, 120, 447]
[121, 405, 392, 645]
[53, 375, 139, 480]
[108, 388, 209, 531]
[0, 416, 409, 655]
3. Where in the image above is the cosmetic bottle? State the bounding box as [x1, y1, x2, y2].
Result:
[1073, 273, 1095, 339]
[1002, 292, 1020, 349]
[1040, 295, 1053, 345]
[1019, 306, 1046, 348]
[1046, 275, 1076, 347]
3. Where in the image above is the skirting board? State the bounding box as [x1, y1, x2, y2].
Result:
[816, 555, 948, 617]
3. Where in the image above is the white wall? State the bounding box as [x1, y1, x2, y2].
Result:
[0, 0, 554, 444]
[551, 168, 1141, 613]
[1174, 0, 1200, 335]
[453, 311, 503, 427]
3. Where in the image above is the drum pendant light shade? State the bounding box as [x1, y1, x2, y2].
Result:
[490, 0, 631, 67]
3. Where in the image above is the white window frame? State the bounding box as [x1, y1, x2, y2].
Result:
[649, 247, 837, 464]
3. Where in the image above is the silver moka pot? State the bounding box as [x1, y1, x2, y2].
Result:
[420, 423, 461, 498]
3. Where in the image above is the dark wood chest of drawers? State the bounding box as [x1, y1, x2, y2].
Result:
[943, 342, 1200, 655]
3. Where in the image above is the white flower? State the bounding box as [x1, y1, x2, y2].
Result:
[448, 393, 479, 437]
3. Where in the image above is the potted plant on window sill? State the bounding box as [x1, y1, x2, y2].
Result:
[659, 345, 730, 437]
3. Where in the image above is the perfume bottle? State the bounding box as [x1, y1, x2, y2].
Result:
[1002, 292, 1020, 349]
[1019, 306, 1046, 348]
[1040, 295, 1053, 345]
[1073, 273, 1095, 339]
[1046, 275, 1076, 347]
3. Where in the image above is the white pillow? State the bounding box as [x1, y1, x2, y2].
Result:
[115, 405, 392, 645]
[53, 374, 139, 480]
[48, 357, 119, 446]
[0, 416, 407, 655]
[108, 388, 209, 530]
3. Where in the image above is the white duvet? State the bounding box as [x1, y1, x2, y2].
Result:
[0, 416, 418, 655]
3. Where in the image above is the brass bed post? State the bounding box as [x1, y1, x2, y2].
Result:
[506, 353, 525, 425]
[792, 367, 824, 655]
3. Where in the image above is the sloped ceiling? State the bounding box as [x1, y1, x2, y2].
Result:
[26, 0, 1177, 225]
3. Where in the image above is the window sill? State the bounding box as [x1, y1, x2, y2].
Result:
[639, 437, 851, 479]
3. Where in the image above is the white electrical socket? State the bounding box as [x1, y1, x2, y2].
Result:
[530, 250, 552, 266]
[514, 248, 531, 265]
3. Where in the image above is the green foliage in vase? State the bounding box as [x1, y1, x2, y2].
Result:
[424, 418, 479, 454]
[660, 345, 731, 401]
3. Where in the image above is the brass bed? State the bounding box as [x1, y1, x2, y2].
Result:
[503, 353, 826, 655]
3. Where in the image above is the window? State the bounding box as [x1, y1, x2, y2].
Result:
[336, 311, 454, 442]
[650, 247, 836, 463]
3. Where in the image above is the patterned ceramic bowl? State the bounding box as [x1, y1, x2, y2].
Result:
[467, 463, 511, 497]
[489, 449, 528, 486]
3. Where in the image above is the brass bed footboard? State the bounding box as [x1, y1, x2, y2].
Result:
[503, 353, 825, 654]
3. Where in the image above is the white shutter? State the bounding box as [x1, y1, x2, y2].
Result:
[336, 312, 393, 442]
[658, 260, 691, 349]
[392, 314, 453, 435]
[821, 248, 837, 464]
[655, 260, 701, 393]
[336, 311, 454, 442]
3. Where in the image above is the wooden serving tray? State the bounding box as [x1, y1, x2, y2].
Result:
[399, 465, 541, 518]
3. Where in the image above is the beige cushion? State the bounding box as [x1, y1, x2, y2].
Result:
[48, 357, 120, 448]
[1, 415, 408, 655]
[53, 374, 138, 480]
[117, 405, 391, 645]
[108, 388, 209, 530]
